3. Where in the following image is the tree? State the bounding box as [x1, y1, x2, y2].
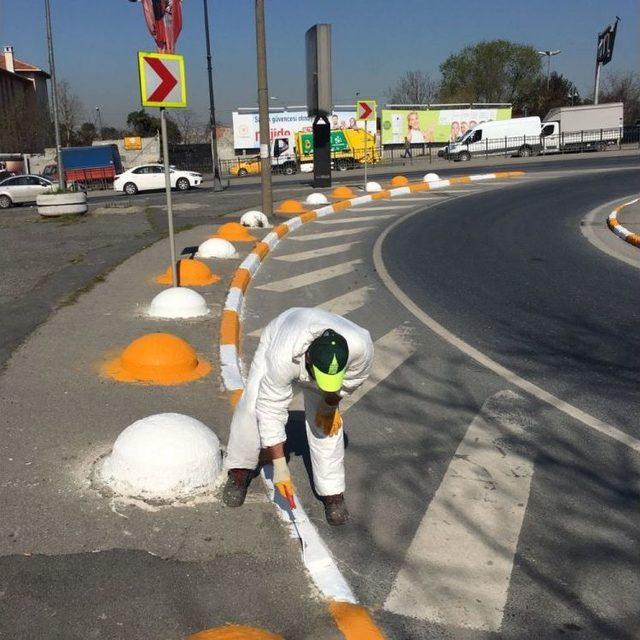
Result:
[387, 70, 439, 104]
[77, 122, 97, 145]
[600, 71, 640, 125]
[174, 109, 198, 144]
[439, 40, 542, 111]
[521, 72, 580, 117]
[126, 109, 181, 143]
[101, 126, 124, 140]
[56, 80, 83, 146]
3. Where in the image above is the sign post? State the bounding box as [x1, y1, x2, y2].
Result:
[138, 51, 187, 287]
[356, 99, 376, 190]
[594, 17, 620, 105]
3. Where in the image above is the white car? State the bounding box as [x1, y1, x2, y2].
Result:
[0, 175, 54, 208]
[113, 164, 202, 195]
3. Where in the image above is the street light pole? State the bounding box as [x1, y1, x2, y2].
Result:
[95, 106, 103, 140]
[202, 0, 223, 191]
[537, 50, 562, 90]
[44, 0, 64, 187]
[255, 0, 273, 219]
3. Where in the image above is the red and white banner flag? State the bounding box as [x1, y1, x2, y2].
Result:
[141, 0, 183, 53]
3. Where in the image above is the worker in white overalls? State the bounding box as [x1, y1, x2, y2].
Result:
[223, 307, 374, 525]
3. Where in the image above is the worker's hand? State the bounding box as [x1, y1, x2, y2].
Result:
[316, 397, 343, 437]
[272, 457, 295, 509]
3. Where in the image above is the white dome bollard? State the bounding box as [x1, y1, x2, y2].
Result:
[305, 192, 329, 205]
[196, 238, 239, 259]
[423, 172, 440, 182]
[365, 181, 382, 193]
[99, 413, 222, 502]
[148, 287, 209, 319]
[240, 210, 270, 228]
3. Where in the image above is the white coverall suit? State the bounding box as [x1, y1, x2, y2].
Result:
[225, 307, 374, 496]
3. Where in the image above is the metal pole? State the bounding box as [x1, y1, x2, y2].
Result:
[594, 62, 602, 105]
[546, 56, 551, 90]
[160, 108, 178, 288]
[203, 0, 222, 191]
[95, 107, 103, 140]
[44, 0, 64, 187]
[255, 0, 273, 219]
[363, 119, 368, 189]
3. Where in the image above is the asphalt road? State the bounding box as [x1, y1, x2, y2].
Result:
[241, 157, 640, 638]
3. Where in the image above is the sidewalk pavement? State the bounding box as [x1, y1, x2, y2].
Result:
[0, 219, 340, 639]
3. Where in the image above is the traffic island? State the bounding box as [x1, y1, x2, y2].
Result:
[607, 197, 640, 248]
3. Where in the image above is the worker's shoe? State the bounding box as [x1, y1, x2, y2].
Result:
[322, 493, 349, 526]
[222, 468, 253, 507]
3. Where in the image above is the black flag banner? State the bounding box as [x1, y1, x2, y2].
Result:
[597, 17, 620, 66]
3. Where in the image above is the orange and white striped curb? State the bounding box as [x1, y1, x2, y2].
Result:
[219, 170, 525, 402]
[607, 197, 640, 247]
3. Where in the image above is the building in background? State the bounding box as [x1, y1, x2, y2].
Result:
[0, 46, 51, 153]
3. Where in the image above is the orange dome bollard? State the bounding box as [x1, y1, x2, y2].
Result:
[331, 185, 355, 199]
[155, 259, 220, 286]
[188, 625, 283, 640]
[103, 333, 211, 385]
[390, 175, 409, 186]
[210, 222, 257, 242]
[276, 199, 308, 215]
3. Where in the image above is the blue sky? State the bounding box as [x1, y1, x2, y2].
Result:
[1, 0, 637, 127]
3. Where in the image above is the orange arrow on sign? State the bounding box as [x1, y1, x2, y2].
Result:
[358, 101, 373, 120]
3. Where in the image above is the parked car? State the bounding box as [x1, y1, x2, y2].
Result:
[0, 175, 53, 208]
[113, 164, 202, 195]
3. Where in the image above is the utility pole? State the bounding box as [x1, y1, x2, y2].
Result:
[44, 0, 64, 187]
[203, 0, 223, 191]
[255, 0, 273, 219]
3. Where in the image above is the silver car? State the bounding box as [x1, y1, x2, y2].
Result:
[0, 175, 53, 208]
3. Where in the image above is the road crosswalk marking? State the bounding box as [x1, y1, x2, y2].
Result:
[255, 259, 363, 292]
[290, 227, 375, 242]
[274, 241, 361, 263]
[246, 286, 373, 338]
[341, 326, 415, 413]
[383, 390, 534, 631]
[315, 215, 395, 225]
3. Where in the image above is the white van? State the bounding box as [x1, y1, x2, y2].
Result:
[447, 117, 542, 161]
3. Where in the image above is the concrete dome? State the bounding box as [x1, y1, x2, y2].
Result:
[305, 192, 329, 205]
[365, 181, 382, 193]
[423, 172, 440, 182]
[148, 287, 209, 319]
[197, 238, 239, 259]
[100, 413, 222, 501]
[240, 210, 270, 228]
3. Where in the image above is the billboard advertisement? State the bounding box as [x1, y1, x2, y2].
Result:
[232, 110, 365, 149]
[381, 107, 512, 144]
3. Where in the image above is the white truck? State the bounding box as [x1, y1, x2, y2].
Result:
[539, 103, 623, 153]
[447, 117, 543, 161]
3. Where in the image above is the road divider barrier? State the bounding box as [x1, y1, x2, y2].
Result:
[607, 198, 640, 247]
[156, 259, 220, 286]
[103, 332, 210, 384]
[147, 287, 210, 319]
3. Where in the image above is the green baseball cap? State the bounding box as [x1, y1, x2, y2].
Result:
[308, 329, 349, 392]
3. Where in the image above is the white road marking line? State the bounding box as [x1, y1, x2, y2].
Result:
[315, 214, 395, 224]
[341, 326, 415, 413]
[347, 205, 413, 211]
[274, 241, 361, 262]
[384, 390, 534, 631]
[291, 227, 375, 242]
[245, 286, 373, 338]
[255, 259, 363, 292]
[373, 201, 640, 453]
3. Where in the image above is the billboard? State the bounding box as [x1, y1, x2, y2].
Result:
[381, 107, 512, 144]
[232, 110, 365, 149]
